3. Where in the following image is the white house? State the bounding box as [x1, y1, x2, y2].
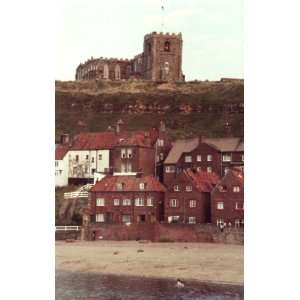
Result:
[55, 145, 69, 187]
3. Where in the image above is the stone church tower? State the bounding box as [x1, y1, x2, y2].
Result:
[143, 32, 184, 82]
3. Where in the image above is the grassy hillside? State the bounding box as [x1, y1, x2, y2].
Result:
[55, 80, 244, 140]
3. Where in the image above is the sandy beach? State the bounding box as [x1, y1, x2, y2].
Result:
[56, 241, 243, 285]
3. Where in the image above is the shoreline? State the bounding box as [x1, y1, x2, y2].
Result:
[56, 240, 243, 285]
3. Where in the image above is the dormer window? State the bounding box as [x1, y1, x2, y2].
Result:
[139, 183, 146, 190]
[164, 41, 170, 52]
[185, 155, 192, 163]
[116, 183, 124, 191]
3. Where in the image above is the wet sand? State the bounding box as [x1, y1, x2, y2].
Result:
[56, 241, 243, 285]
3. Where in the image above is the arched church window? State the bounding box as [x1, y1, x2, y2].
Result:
[164, 41, 170, 52]
[115, 64, 121, 80]
[103, 64, 109, 79]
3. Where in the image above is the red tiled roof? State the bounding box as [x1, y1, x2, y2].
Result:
[91, 175, 166, 192]
[70, 131, 153, 150]
[55, 144, 69, 160]
[184, 169, 220, 192]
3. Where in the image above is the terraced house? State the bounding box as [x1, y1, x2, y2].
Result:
[163, 137, 244, 185]
[164, 170, 219, 224]
[211, 168, 244, 227]
[87, 175, 166, 226]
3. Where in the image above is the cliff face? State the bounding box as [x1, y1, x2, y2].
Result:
[55, 80, 244, 139]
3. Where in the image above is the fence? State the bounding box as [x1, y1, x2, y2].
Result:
[55, 226, 81, 231]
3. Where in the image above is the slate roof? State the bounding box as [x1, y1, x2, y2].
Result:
[91, 175, 166, 193]
[164, 137, 244, 164]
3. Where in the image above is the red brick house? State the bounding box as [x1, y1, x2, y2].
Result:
[211, 168, 244, 227]
[163, 137, 243, 186]
[164, 169, 219, 224]
[88, 175, 166, 225]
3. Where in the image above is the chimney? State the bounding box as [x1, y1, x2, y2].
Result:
[60, 134, 70, 145]
[116, 119, 124, 134]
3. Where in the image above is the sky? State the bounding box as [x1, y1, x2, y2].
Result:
[56, 0, 243, 81]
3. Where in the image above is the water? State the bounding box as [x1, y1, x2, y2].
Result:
[56, 271, 243, 300]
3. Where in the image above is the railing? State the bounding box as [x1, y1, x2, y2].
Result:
[55, 226, 81, 232]
[64, 191, 89, 199]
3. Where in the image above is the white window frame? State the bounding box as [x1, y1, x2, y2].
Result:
[173, 185, 180, 192]
[147, 197, 154, 206]
[96, 213, 104, 222]
[157, 139, 164, 147]
[123, 199, 131, 206]
[135, 198, 144, 206]
[121, 148, 126, 158]
[165, 166, 175, 173]
[196, 155, 202, 162]
[168, 216, 180, 223]
[186, 185, 192, 192]
[188, 216, 196, 224]
[96, 198, 105, 206]
[122, 214, 131, 224]
[222, 154, 232, 162]
[170, 199, 178, 207]
[127, 148, 133, 158]
[98, 154, 102, 160]
[184, 155, 192, 163]
[217, 202, 224, 210]
[235, 202, 244, 210]
[207, 154, 212, 161]
[139, 183, 145, 190]
[189, 200, 196, 208]
[207, 166, 212, 173]
[114, 199, 120, 206]
[216, 219, 224, 226]
[233, 186, 240, 193]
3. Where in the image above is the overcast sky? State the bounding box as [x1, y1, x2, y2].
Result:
[56, 0, 243, 81]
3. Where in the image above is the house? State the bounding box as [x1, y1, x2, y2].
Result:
[163, 136, 243, 185]
[211, 168, 244, 227]
[87, 175, 166, 225]
[55, 144, 70, 187]
[112, 131, 156, 176]
[164, 169, 219, 224]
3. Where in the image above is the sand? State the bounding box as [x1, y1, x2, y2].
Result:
[56, 241, 243, 285]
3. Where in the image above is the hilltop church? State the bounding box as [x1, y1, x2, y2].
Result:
[75, 32, 184, 82]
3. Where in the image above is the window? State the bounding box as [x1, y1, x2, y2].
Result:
[235, 202, 244, 210]
[197, 167, 201, 172]
[165, 166, 175, 173]
[164, 41, 170, 52]
[157, 139, 164, 146]
[173, 185, 180, 192]
[233, 186, 240, 193]
[159, 153, 164, 160]
[91, 168, 96, 174]
[147, 197, 154, 206]
[216, 219, 224, 226]
[122, 214, 131, 224]
[218, 185, 227, 192]
[135, 198, 144, 206]
[127, 148, 133, 158]
[188, 216, 196, 224]
[235, 219, 244, 227]
[170, 199, 178, 207]
[189, 200, 196, 208]
[207, 167, 212, 173]
[123, 199, 131, 206]
[91, 157, 95, 163]
[186, 186, 192, 192]
[139, 183, 146, 190]
[121, 149, 126, 158]
[127, 163, 132, 172]
[168, 216, 180, 223]
[96, 198, 105, 206]
[96, 213, 104, 222]
[217, 202, 224, 210]
[98, 154, 102, 160]
[185, 155, 192, 163]
[207, 154, 212, 161]
[55, 161, 59, 167]
[224, 167, 229, 175]
[86, 155, 89, 160]
[116, 183, 124, 191]
[59, 170, 62, 175]
[222, 154, 232, 162]
[196, 155, 202, 162]
[114, 199, 120, 206]
[75, 155, 79, 162]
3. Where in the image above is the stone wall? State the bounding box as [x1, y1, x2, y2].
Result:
[83, 223, 243, 244]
